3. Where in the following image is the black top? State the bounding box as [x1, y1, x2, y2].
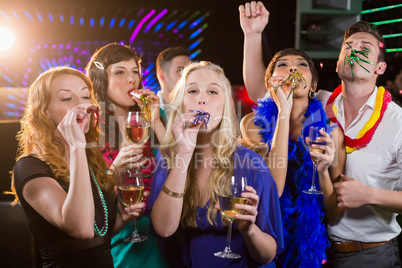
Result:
[14, 155, 116, 268]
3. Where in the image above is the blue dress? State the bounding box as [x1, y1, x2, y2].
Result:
[146, 146, 284, 268]
[254, 98, 331, 268]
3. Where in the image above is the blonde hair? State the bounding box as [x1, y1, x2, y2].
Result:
[162, 61, 239, 227]
[9, 66, 115, 205]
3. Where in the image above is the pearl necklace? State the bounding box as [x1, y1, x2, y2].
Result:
[89, 164, 109, 236]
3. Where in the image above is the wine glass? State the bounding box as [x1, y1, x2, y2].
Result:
[125, 111, 151, 173]
[214, 176, 248, 259]
[116, 168, 148, 243]
[303, 126, 325, 195]
[118, 111, 150, 243]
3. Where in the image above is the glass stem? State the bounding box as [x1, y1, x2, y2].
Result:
[132, 215, 139, 238]
[311, 162, 317, 190]
[224, 220, 233, 253]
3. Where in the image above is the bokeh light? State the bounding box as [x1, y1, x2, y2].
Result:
[0, 27, 15, 50]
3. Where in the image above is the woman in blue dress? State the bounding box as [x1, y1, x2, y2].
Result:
[146, 61, 284, 267]
[240, 48, 346, 268]
[239, 3, 345, 267]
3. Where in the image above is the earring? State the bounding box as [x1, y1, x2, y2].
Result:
[309, 91, 317, 99]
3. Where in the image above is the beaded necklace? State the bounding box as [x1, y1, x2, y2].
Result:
[88, 164, 109, 236]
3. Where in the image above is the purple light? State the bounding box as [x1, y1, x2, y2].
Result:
[44, 44, 48, 48]
[159, 34, 164, 38]
[129, 10, 156, 43]
[66, 44, 71, 49]
[173, 29, 178, 33]
[20, 100, 25, 104]
[27, 68, 32, 72]
[144, 9, 168, 33]
[52, 44, 56, 49]
[22, 81, 27, 86]
[59, 44, 63, 48]
[58, 58, 63, 63]
[63, 56, 68, 60]
[179, 34, 183, 38]
[137, 9, 144, 16]
[28, 58, 32, 62]
[81, 50, 86, 55]
[24, 74, 28, 79]
[76, 59, 81, 63]
[74, 47, 78, 52]
[36, 45, 41, 49]
[19, 107, 24, 111]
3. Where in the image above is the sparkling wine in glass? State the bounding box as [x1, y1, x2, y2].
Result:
[119, 111, 150, 243]
[214, 176, 248, 259]
[303, 126, 325, 195]
[124, 111, 150, 177]
[126, 111, 150, 146]
[116, 168, 148, 243]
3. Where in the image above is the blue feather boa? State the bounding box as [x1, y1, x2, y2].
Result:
[254, 97, 331, 268]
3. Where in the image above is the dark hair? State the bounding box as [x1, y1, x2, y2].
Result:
[85, 43, 143, 103]
[343, 21, 386, 62]
[265, 48, 319, 89]
[156, 46, 190, 74]
[85, 43, 143, 149]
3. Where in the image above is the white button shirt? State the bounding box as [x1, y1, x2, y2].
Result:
[327, 87, 402, 242]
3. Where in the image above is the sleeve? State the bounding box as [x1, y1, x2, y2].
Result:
[252, 161, 285, 257]
[395, 129, 402, 171]
[13, 156, 53, 200]
[395, 128, 402, 188]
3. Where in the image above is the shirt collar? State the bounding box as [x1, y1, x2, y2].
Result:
[334, 86, 378, 114]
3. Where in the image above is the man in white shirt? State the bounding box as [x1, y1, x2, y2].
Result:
[327, 21, 402, 267]
[156, 47, 191, 118]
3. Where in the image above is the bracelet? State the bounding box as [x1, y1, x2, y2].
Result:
[162, 184, 185, 198]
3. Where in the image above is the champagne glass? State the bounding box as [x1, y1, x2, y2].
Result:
[118, 111, 150, 243]
[125, 111, 151, 174]
[303, 126, 325, 195]
[116, 168, 148, 243]
[214, 176, 248, 259]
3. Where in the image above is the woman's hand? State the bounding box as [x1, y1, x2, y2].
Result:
[215, 185, 259, 234]
[112, 144, 148, 171]
[306, 129, 335, 173]
[116, 188, 150, 224]
[136, 88, 162, 124]
[239, 1, 269, 36]
[57, 105, 91, 148]
[172, 112, 202, 156]
[234, 186, 260, 233]
[268, 77, 293, 117]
